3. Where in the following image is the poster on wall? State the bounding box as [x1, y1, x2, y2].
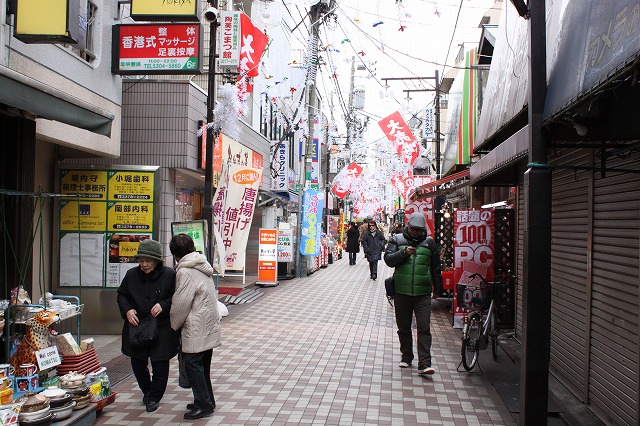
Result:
[452, 209, 495, 328]
[59, 167, 157, 288]
[212, 163, 262, 271]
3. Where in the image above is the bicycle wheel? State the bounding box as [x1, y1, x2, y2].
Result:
[490, 310, 499, 360]
[462, 312, 482, 371]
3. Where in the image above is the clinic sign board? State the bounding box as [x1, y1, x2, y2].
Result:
[112, 23, 202, 75]
[130, 0, 199, 22]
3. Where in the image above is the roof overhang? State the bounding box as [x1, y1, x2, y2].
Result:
[470, 125, 529, 186]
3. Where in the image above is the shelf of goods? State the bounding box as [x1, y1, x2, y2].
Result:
[4, 296, 83, 366]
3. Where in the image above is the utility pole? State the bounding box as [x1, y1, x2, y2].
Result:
[295, 2, 322, 278]
[202, 0, 219, 263]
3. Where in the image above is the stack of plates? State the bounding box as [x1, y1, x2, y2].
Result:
[57, 348, 101, 375]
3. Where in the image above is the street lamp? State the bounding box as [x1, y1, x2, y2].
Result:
[202, 0, 219, 263]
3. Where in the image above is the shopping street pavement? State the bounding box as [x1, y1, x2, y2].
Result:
[94, 255, 519, 426]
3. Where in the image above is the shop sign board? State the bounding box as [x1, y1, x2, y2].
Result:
[130, 0, 199, 22]
[213, 133, 263, 187]
[277, 228, 293, 263]
[257, 229, 278, 285]
[271, 142, 288, 191]
[218, 11, 241, 68]
[35, 346, 61, 371]
[452, 209, 494, 328]
[112, 23, 202, 75]
[171, 220, 207, 255]
[14, 0, 78, 44]
[59, 166, 157, 288]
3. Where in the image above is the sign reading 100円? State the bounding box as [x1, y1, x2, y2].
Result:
[58, 169, 156, 288]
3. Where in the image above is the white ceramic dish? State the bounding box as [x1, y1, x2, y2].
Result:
[18, 406, 50, 422]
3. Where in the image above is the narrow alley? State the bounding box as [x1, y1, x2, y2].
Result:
[95, 256, 516, 426]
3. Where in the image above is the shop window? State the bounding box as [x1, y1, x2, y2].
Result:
[64, 0, 98, 63]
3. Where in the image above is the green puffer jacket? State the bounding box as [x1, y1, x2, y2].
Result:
[383, 230, 443, 296]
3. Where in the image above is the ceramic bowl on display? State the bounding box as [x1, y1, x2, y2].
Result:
[40, 387, 66, 399]
[59, 371, 86, 387]
[18, 405, 50, 422]
[67, 385, 90, 397]
[72, 394, 91, 410]
[49, 401, 75, 421]
[16, 393, 50, 413]
[47, 393, 73, 409]
[18, 412, 55, 426]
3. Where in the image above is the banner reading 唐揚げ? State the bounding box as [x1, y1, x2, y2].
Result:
[300, 189, 324, 256]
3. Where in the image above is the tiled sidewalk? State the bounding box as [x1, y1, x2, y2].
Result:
[95, 256, 516, 426]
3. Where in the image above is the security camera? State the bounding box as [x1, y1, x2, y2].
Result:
[203, 6, 219, 22]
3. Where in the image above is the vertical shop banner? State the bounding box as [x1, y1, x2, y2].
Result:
[218, 11, 241, 68]
[212, 163, 262, 271]
[59, 168, 156, 288]
[300, 189, 325, 256]
[309, 117, 320, 189]
[378, 111, 420, 166]
[271, 141, 288, 191]
[327, 215, 340, 238]
[452, 209, 494, 328]
[257, 229, 278, 285]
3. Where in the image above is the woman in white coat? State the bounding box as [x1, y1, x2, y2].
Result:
[169, 233, 221, 420]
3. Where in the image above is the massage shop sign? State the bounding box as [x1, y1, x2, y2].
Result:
[58, 167, 157, 288]
[452, 209, 494, 328]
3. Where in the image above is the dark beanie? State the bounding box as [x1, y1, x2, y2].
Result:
[136, 239, 163, 261]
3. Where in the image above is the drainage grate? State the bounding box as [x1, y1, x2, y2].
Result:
[102, 355, 134, 386]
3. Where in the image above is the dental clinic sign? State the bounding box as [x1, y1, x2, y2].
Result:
[112, 23, 202, 75]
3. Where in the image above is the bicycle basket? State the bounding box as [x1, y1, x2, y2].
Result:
[457, 282, 492, 311]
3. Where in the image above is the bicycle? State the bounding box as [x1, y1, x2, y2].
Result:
[459, 271, 514, 372]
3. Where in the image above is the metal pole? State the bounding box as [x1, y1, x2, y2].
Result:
[521, 0, 551, 424]
[435, 70, 441, 180]
[202, 0, 218, 263]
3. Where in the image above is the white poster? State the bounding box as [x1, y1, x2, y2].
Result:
[423, 106, 435, 139]
[59, 233, 105, 287]
[212, 163, 263, 271]
[218, 11, 241, 68]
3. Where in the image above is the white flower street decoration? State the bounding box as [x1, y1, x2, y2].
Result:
[197, 83, 243, 142]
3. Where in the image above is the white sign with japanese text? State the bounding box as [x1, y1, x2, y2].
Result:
[218, 11, 241, 68]
[212, 163, 263, 271]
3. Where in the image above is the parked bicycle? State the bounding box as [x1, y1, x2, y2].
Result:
[459, 271, 515, 372]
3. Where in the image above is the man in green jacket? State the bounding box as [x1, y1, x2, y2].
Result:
[384, 212, 443, 375]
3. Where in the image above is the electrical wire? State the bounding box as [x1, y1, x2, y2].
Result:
[441, 0, 464, 77]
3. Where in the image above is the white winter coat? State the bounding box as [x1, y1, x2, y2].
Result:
[170, 252, 221, 353]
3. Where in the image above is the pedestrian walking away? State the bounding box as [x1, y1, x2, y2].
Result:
[170, 233, 221, 420]
[384, 212, 443, 375]
[362, 219, 386, 280]
[345, 221, 360, 265]
[116, 239, 180, 413]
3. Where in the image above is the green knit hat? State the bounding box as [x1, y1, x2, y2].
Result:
[136, 239, 163, 261]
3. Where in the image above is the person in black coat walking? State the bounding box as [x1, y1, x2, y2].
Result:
[117, 239, 180, 413]
[345, 222, 360, 265]
[362, 219, 387, 280]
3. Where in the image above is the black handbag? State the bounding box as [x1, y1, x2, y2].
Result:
[129, 316, 158, 346]
[384, 277, 395, 306]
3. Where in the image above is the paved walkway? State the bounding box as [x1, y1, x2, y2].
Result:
[95, 255, 517, 425]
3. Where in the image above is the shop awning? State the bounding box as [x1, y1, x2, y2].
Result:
[409, 169, 470, 200]
[0, 65, 114, 137]
[470, 125, 529, 186]
[259, 189, 299, 206]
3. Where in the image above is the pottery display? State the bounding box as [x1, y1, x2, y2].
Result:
[49, 401, 75, 421]
[17, 405, 50, 422]
[47, 392, 73, 409]
[16, 392, 49, 413]
[58, 371, 86, 387]
[18, 411, 55, 426]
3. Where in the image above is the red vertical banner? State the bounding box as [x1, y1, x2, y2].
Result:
[257, 229, 278, 286]
[452, 209, 494, 328]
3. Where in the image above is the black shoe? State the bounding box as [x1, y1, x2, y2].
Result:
[184, 407, 214, 420]
[146, 401, 159, 412]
